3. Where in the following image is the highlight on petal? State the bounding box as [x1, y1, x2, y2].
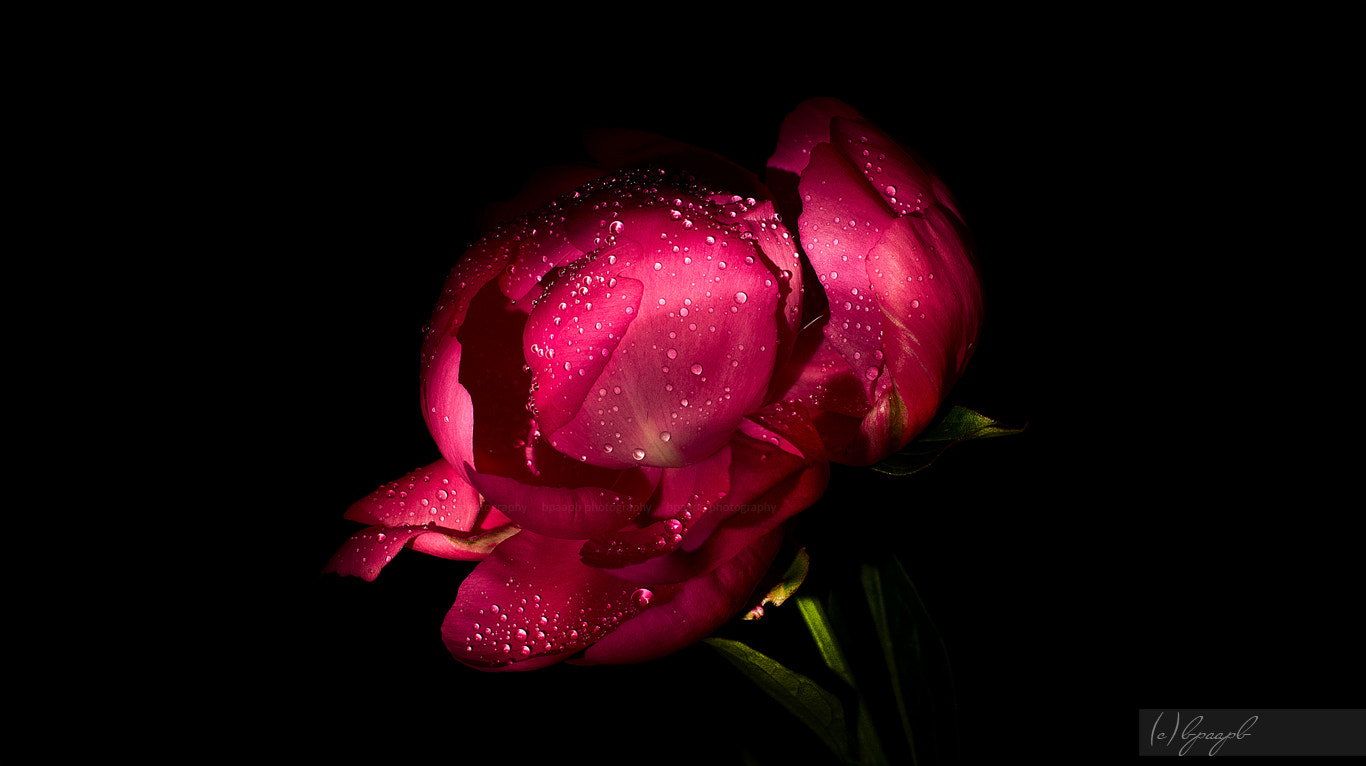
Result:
[866, 208, 983, 449]
[442, 530, 681, 671]
[546, 191, 783, 470]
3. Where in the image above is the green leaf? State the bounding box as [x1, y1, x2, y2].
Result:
[744, 547, 810, 620]
[704, 637, 852, 763]
[870, 405, 1024, 476]
[796, 596, 890, 766]
[860, 558, 958, 764]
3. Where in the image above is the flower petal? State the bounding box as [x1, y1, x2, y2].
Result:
[579, 444, 732, 568]
[326, 460, 518, 580]
[765, 97, 867, 221]
[465, 461, 659, 540]
[798, 141, 897, 406]
[441, 530, 680, 671]
[575, 526, 785, 666]
[866, 208, 983, 446]
[609, 408, 829, 586]
[524, 244, 645, 437]
[340, 459, 484, 532]
[546, 188, 782, 470]
[736, 199, 806, 374]
[828, 115, 956, 220]
[325, 524, 519, 582]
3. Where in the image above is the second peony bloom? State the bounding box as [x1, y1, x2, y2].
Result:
[326, 98, 983, 671]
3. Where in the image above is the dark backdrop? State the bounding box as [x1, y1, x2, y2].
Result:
[231, 43, 1359, 764]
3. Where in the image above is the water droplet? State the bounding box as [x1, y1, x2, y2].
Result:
[734, 291, 747, 304]
[884, 184, 897, 197]
[690, 362, 703, 375]
[632, 448, 647, 461]
[666, 348, 677, 359]
[608, 220, 624, 234]
[659, 431, 671, 442]
[865, 366, 880, 381]
[632, 588, 654, 608]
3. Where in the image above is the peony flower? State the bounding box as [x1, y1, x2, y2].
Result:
[326, 98, 985, 671]
[767, 98, 984, 465]
[328, 158, 829, 671]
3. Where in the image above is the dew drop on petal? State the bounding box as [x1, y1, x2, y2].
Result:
[632, 448, 647, 461]
[659, 431, 671, 442]
[690, 363, 703, 375]
[734, 291, 747, 304]
[632, 588, 654, 608]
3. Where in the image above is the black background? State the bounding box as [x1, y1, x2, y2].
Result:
[224, 29, 1361, 764]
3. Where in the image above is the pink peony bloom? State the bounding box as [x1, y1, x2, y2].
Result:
[329, 158, 828, 670]
[767, 98, 985, 465]
[327, 98, 984, 670]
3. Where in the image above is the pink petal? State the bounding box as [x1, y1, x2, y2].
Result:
[545, 187, 782, 470]
[766, 97, 867, 216]
[576, 526, 785, 666]
[341, 459, 484, 532]
[327, 460, 519, 580]
[798, 141, 897, 405]
[325, 525, 429, 582]
[465, 461, 659, 540]
[426, 240, 663, 540]
[324, 524, 519, 582]
[767, 97, 868, 174]
[579, 444, 733, 568]
[408, 524, 519, 560]
[609, 409, 829, 586]
[441, 530, 681, 671]
[443, 277, 536, 480]
[866, 208, 983, 447]
[421, 200, 600, 479]
[736, 199, 807, 370]
[523, 244, 645, 436]
[827, 116, 951, 220]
